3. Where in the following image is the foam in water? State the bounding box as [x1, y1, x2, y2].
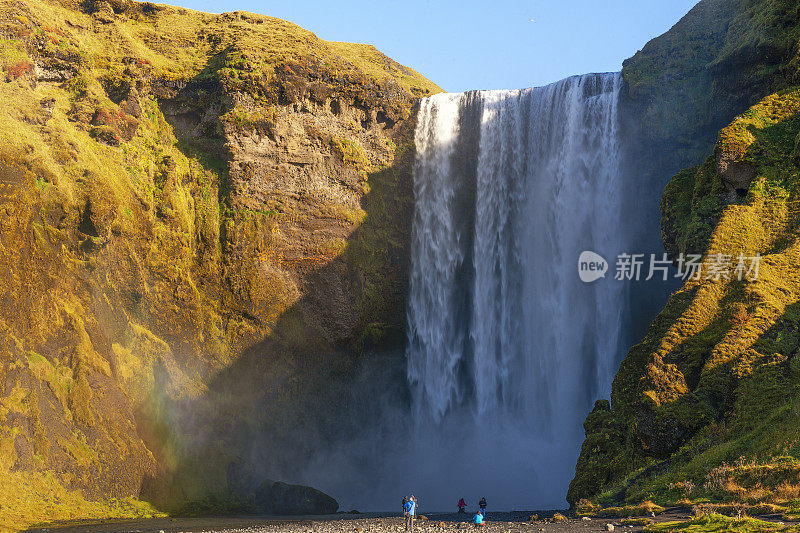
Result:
[404, 73, 626, 509]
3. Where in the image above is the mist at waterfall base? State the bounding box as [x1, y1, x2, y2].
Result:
[291, 72, 663, 512]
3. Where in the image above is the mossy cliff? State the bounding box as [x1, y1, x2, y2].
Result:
[570, 0, 800, 513]
[617, 0, 800, 333]
[621, 0, 800, 166]
[0, 0, 439, 528]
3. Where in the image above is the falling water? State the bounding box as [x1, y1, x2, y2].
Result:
[405, 73, 627, 509]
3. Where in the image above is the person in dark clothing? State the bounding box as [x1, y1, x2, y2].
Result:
[478, 498, 487, 516]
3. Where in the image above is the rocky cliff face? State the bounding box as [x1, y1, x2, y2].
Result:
[570, 0, 800, 513]
[618, 0, 800, 340]
[0, 0, 439, 527]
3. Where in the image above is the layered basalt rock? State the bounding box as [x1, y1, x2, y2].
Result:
[0, 0, 439, 526]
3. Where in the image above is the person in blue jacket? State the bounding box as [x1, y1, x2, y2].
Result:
[473, 511, 484, 527]
[403, 495, 417, 532]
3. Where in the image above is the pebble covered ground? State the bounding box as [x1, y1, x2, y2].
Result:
[27, 510, 694, 533]
[197, 516, 650, 533]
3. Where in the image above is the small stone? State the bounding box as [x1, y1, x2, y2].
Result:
[606, 524, 615, 531]
[582, 516, 591, 521]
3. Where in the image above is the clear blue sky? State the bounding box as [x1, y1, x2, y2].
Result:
[163, 0, 701, 93]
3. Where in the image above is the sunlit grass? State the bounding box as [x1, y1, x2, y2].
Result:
[645, 513, 795, 532]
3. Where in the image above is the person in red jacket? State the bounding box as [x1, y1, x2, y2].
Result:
[458, 498, 467, 514]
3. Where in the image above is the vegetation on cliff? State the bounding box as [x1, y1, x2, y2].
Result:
[622, 0, 800, 164]
[0, 0, 439, 528]
[570, 0, 800, 518]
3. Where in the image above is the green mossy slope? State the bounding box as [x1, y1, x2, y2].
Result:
[0, 0, 439, 529]
[570, 0, 800, 515]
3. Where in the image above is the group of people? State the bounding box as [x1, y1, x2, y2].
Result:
[459, 497, 487, 526]
[401, 495, 488, 531]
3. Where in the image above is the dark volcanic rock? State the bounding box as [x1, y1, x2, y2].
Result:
[253, 481, 339, 515]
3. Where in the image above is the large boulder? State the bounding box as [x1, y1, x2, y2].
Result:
[253, 480, 339, 515]
[227, 460, 339, 515]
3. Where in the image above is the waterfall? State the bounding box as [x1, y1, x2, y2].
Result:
[405, 73, 626, 508]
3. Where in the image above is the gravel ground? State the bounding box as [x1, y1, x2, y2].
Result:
[26, 510, 695, 533]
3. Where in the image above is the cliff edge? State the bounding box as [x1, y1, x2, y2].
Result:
[570, 0, 800, 514]
[0, 0, 440, 528]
